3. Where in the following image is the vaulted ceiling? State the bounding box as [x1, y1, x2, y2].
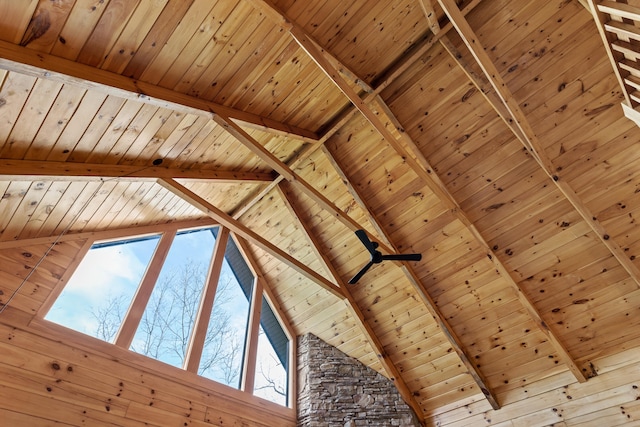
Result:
[1, 0, 640, 423]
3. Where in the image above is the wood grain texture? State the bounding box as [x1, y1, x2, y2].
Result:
[0, 0, 640, 425]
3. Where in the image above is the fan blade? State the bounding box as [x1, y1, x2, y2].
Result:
[348, 261, 374, 284]
[381, 253, 422, 262]
[355, 229, 377, 255]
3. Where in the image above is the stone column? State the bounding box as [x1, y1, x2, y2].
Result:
[297, 333, 420, 426]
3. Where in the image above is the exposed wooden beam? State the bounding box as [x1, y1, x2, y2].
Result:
[420, 37, 587, 380]
[157, 178, 344, 299]
[213, 114, 396, 254]
[0, 40, 372, 259]
[0, 159, 275, 182]
[418, 0, 441, 34]
[373, 1, 584, 383]
[320, 145, 501, 410]
[276, 181, 426, 423]
[0, 40, 318, 143]
[438, 36, 531, 152]
[438, 0, 640, 293]
[230, 140, 322, 219]
[579, 0, 592, 13]
[316, 0, 482, 142]
[287, 26, 455, 203]
[0, 218, 217, 250]
[233, 1, 485, 219]
[254, 0, 502, 408]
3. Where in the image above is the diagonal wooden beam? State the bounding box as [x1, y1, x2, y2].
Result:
[12, 35, 384, 256]
[0, 159, 275, 182]
[370, 98, 589, 386]
[438, 36, 531, 151]
[418, 0, 441, 34]
[579, 0, 592, 13]
[230, 2, 484, 219]
[258, 0, 587, 391]
[213, 114, 396, 254]
[320, 145, 501, 410]
[0, 40, 318, 143]
[158, 178, 343, 299]
[253, 0, 502, 408]
[438, 0, 640, 293]
[276, 180, 425, 423]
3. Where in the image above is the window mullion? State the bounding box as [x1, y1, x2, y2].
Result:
[184, 226, 230, 373]
[241, 275, 264, 393]
[115, 230, 176, 348]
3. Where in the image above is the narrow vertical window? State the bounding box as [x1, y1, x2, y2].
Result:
[199, 233, 253, 388]
[253, 296, 289, 406]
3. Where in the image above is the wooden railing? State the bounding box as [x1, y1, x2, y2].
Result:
[589, 0, 640, 125]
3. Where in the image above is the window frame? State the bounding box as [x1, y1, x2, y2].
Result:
[35, 221, 296, 408]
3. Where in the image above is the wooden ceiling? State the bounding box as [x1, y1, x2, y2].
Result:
[2, 0, 640, 423]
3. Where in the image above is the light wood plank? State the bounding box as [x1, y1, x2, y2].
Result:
[439, 0, 640, 293]
[0, 40, 318, 142]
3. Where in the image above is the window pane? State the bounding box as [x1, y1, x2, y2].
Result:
[253, 296, 289, 406]
[199, 235, 252, 388]
[45, 235, 160, 342]
[129, 228, 217, 368]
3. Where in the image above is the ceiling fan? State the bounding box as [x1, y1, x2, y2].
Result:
[348, 229, 422, 284]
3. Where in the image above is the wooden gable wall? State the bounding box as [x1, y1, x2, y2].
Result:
[2, 0, 640, 426]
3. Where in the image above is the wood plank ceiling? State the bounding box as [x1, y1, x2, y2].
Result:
[1, 0, 640, 422]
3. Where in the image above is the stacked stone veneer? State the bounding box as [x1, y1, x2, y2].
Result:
[297, 333, 420, 427]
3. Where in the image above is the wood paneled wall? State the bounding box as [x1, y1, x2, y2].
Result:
[0, 238, 295, 427]
[429, 347, 640, 426]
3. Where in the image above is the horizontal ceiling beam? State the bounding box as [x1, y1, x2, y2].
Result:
[0, 218, 218, 250]
[0, 41, 319, 143]
[0, 159, 275, 182]
[158, 178, 344, 300]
